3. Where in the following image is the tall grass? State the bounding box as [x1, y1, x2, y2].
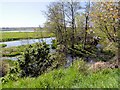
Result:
[2, 60, 119, 88]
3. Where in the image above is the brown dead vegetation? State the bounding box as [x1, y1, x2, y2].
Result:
[89, 60, 119, 72]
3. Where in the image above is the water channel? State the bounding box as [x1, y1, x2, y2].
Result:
[0, 37, 94, 66]
[0, 37, 55, 60]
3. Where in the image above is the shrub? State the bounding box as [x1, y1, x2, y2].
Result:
[1, 60, 20, 84]
[0, 60, 9, 77]
[72, 59, 90, 75]
[18, 42, 53, 77]
[1, 65, 19, 84]
[69, 45, 96, 58]
[50, 52, 66, 69]
[51, 40, 58, 49]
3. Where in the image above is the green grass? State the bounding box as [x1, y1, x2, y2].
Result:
[1, 43, 46, 57]
[1, 32, 54, 42]
[1, 45, 25, 57]
[3, 59, 16, 67]
[0, 59, 16, 69]
[2, 61, 119, 88]
[0, 44, 7, 47]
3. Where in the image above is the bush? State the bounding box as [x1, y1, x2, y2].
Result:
[18, 42, 53, 77]
[51, 40, 58, 49]
[72, 59, 90, 75]
[1, 65, 19, 84]
[50, 52, 66, 69]
[1, 60, 20, 84]
[69, 45, 96, 58]
[0, 61, 9, 77]
[102, 50, 115, 56]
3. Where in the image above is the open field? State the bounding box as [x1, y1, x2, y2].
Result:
[0, 32, 54, 42]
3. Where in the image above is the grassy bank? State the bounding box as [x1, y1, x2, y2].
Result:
[2, 45, 24, 57]
[2, 60, 119, 88]
[1, 32, 54, 42]
[2, 44, 37, 57]
[0, 44, 7, 48]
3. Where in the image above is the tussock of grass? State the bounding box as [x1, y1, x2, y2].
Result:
[2, 52, 21, 57]
[0, 44, 7, 47]
[2, 60, 119, 88]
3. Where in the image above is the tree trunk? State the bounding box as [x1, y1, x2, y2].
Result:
[83, 15, 88, 49]
[62, 2, 68, 57]
[70, 2, 75, 62]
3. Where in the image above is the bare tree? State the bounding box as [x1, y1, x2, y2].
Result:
[83, 1, 90, 49]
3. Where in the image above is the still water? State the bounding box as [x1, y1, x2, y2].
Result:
[0, 37, 55, 60]
[0, 37, 93, 66]
[0, 37, 55, 48]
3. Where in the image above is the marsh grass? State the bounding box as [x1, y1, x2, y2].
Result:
[0, 44, 7, 48]
[2, 45, 26, 57]
[1, 32, 54, 42]
[2, 43, 43, 57]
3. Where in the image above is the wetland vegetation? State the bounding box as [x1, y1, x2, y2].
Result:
[0, 32, 54, 42]
[1, 1, 119, 89]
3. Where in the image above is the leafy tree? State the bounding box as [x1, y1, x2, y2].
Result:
[90, 2, 119, 64]
[91, 2, 119, 43]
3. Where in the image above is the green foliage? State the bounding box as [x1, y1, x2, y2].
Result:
[2, 52, 21, 57]
[72, 59, 90, 75]
[2, 59, 16, 67]
[1, 42, 53, 84]
[68, 44, 97, 58]
[1, 61, 20, 84]
[68, 43, 115, 62]
[1, 68, 19, 84]
[102, 50, 115, 56]
[0, 32, 54, 42]
[91, 2, 118, 43]
[51, 39, 58, 49]
[97, 50, 115, 62]
[2, 45, 24, 57]
[18, 42, 52, 77]
[0, 60, 9, 77]
[0, 44, 7, 48]
[2, 60, 119, 88]
[2, 43, 46, 57]
[50, 52, 66, 69]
